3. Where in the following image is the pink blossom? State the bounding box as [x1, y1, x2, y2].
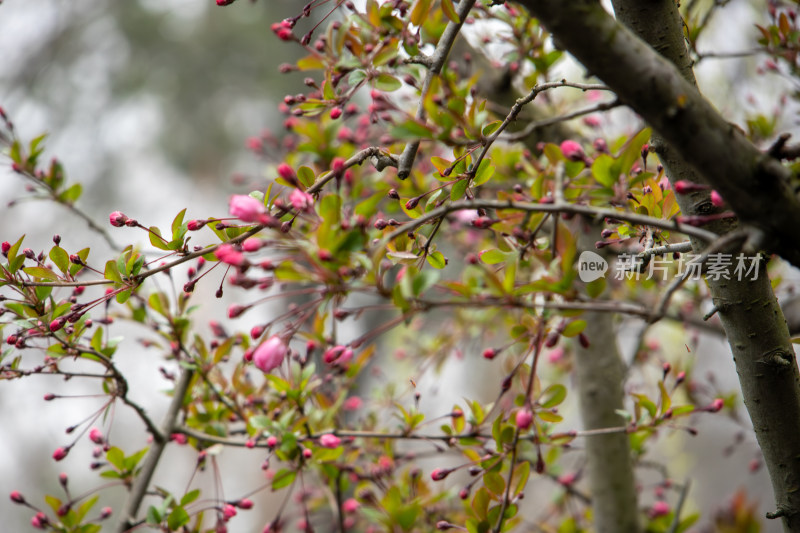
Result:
[236, 498, 253, 509]
[171, 433, 188, 445]
[289, 189, 314, 212]
[89, 427, 104, 444]
[515, 409, 533, 430]
[266, 436, 278, 448]
[560, 140, 585, 162]
[711, 190, 724, 207]
[319, 433, 341, 448]
[10, 491, 24, 504]
[649, 500, 670, 518]
[343, 396, 362, 411]
[342, 498, 359, 513]
[229, 195, 266, 223]
[215, 244, 245, 267]
[253, 336, 287, 373]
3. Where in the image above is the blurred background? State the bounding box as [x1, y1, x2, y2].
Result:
[0, 0, 794, 531]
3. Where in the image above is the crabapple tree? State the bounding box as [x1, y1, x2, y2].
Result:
[3, 1, 800, 532]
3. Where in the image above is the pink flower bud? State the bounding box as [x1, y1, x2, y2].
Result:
[515, 409, 533, 430]
[344, 396, 362, 410]
[1, 241, 10, 254]
[109, 211, 129, 227]
[223, 504, 237, 521]
[330, 107, 342, 119]
[319, 433, 342, 448]
[227, 304, 247, 319]
[482, 348, 497, 360]
[332, 157, 346, 173]
[229, 195, 266, 223]
[49, 318, 65, 333]
[708, 398, 724, 412]
[342, 498, 359, 513]
[673, 180, 709, 194]
[710, 190, 724, 207]
[266, 436, 278, 449]
[100, 507, 112, 519]
[10, 491, 25, 504]
[52, 447, 68, 461]
[277, 163, 296, 181]
[302, 448, 312, 459]
[31, 512, 47, 529]
[187, 219, 206, 231]
[236, 498, 253, 510]
[430, 468, 451, 481]
[649, 500, 670, 518]
[89, 427, 104, 444]
[242, 238, 262, 252]
[171, 433, 188, 445]
[253, 336, 288, 373]
[559, 140, 585, 162]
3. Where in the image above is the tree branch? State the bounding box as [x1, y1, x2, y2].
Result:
[516, 0, 800, 269]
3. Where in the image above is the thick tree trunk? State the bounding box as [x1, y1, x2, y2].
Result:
[516, 0, 800, 529]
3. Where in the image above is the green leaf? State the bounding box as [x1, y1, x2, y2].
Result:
[180, 489, 201, 506]
[473, 160, 495, 186]
[106, 447, 125, 470]
[49, 246, 70, 275]
[539, 384, 567, 408]
[146, 506, 162, 525]
[479, 249, 508, 265]
[167, 506, 190, 530]
[472, 487, 490, 520]
[450, 178, 468, 201]
[483, 471, 505, 496]
[148, 226, 171, 251]
[171, 208, 187, 238]
[591, 153, 616, 188]
[374, 73, 402, 91]
[297, 166, 315, 188]
[104, 260, 123, 284]
[22, 266, 59, 281]
[412, 270, 439, 296]
[481, 120, 502, 138]
[272, 469, 296, 490]
[426, 251, 446, 269]
[58, 183, 82, 204]
[512, 461, 530, 497]
[441, 0, 460, 22]
[561, 320, 586, 337]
